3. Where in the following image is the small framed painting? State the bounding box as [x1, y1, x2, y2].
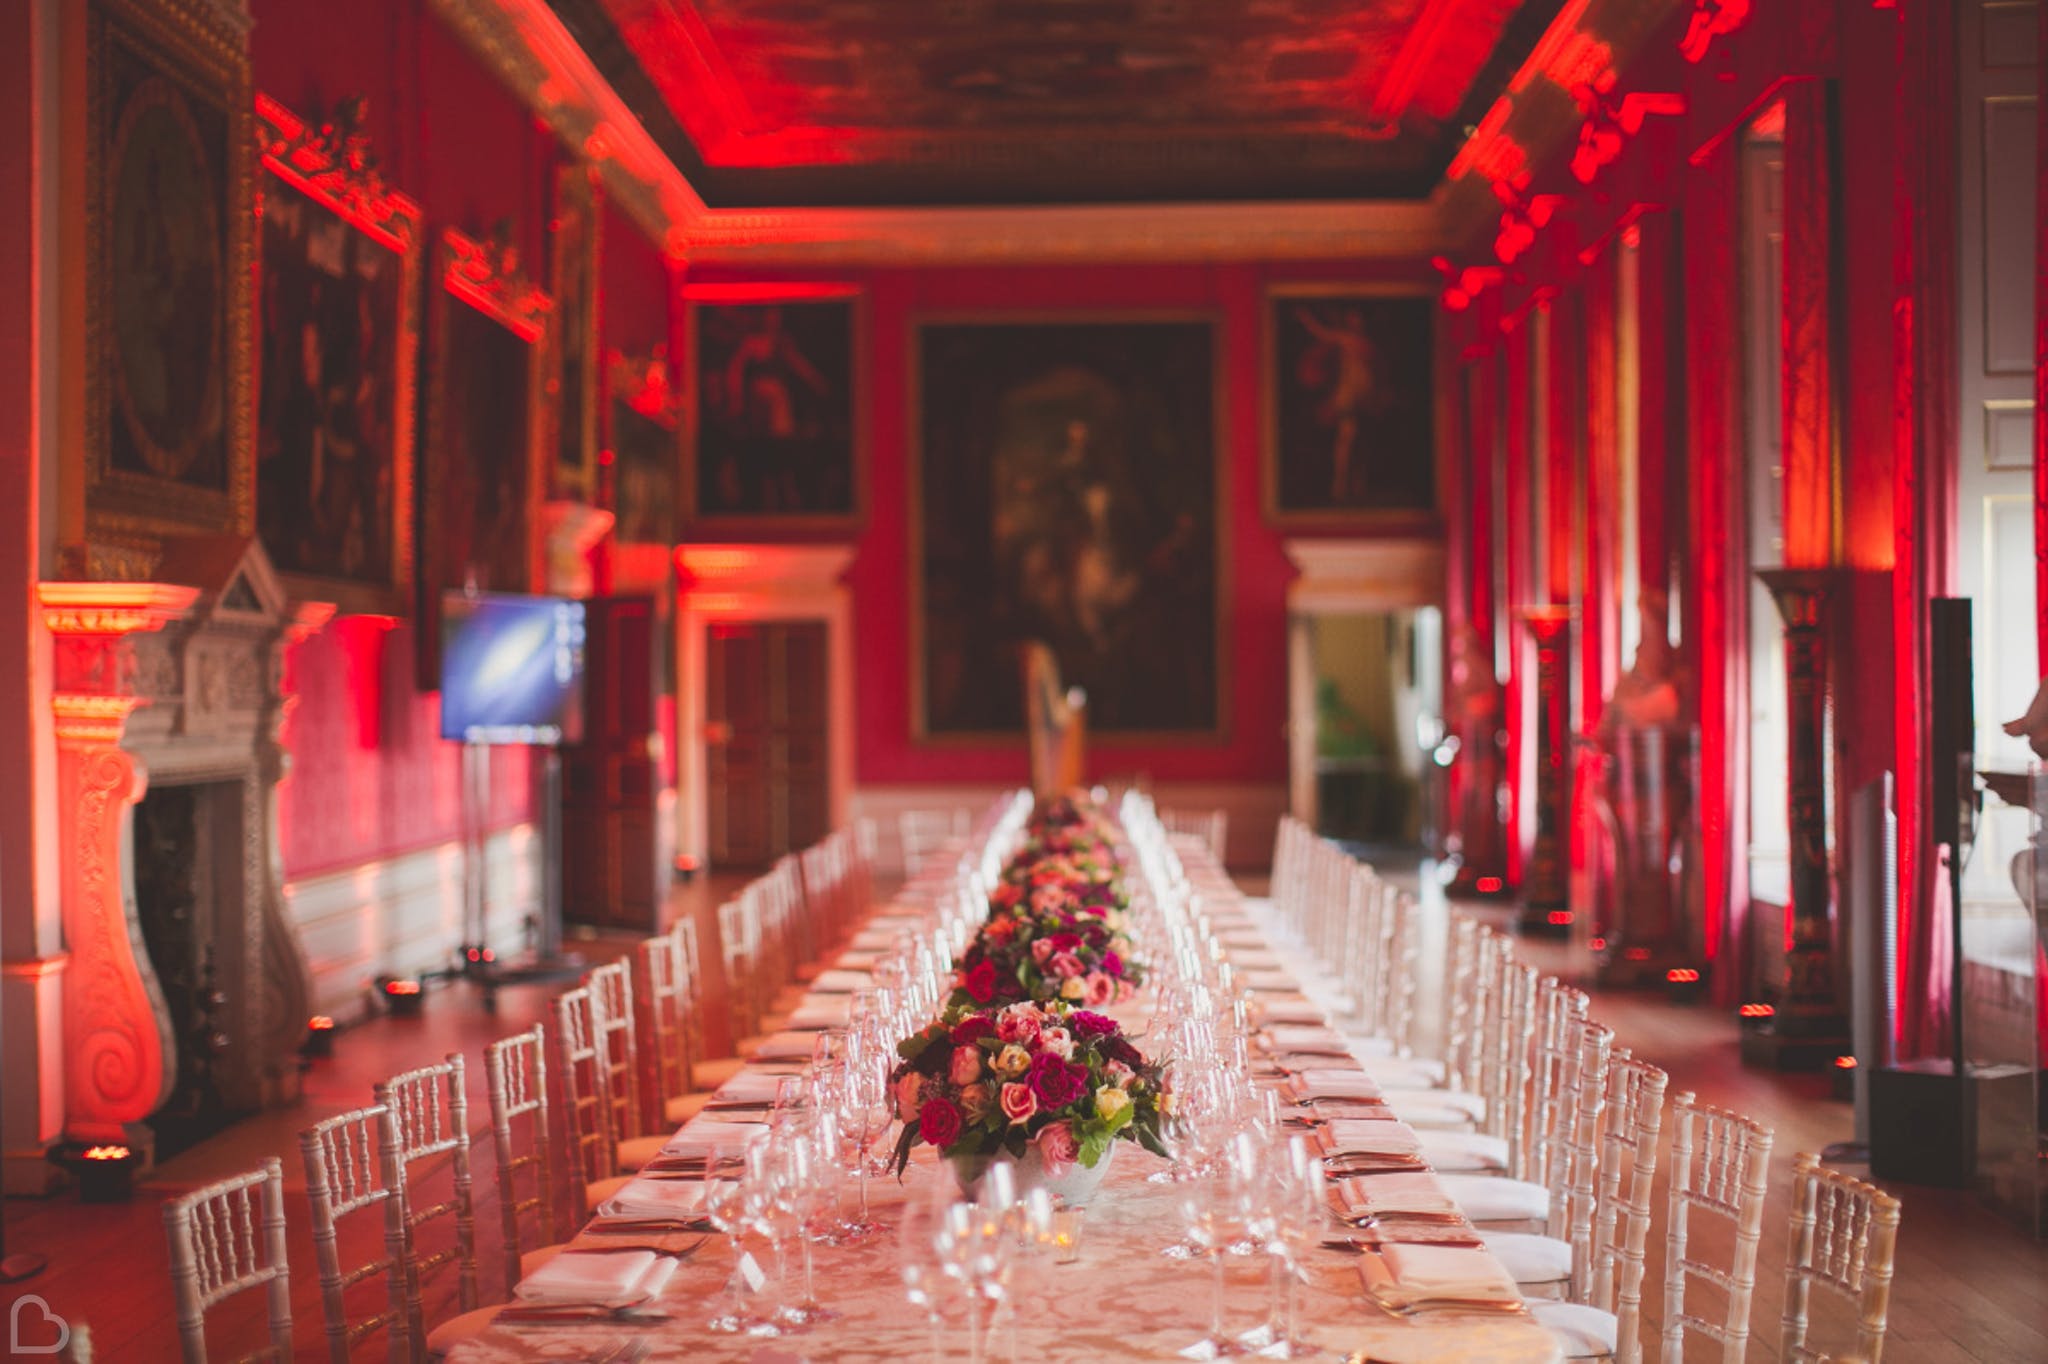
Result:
[419, 227, 552, 685]
[1264, 285, 1438, 528]
[686, 287, 860, 531]
[253, 94, 420, 615]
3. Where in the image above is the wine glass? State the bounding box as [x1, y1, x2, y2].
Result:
[1177, 1157, 1250, 1359]
[838, 1053, 894, 1241]
[776, 1133, 840, 1326]
[703, 1162, 764, 1334]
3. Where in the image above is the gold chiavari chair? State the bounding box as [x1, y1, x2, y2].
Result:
[636, 931, 714, 1127]
[1158, 805, 1228, 863]
[1527, 1053, 1670, 1362]
[483, 1025, 558, 1293]
[553, 986, 634, 1213]
[1479, 1020, 1615, 1293]
[1780, 1152, 1903, 1364]
[162, 1156, 294, 1364]
[373, 1053, 480, 1347]
[1657, 1094, 1775, 1363]
[299, 1104, 413, 1364]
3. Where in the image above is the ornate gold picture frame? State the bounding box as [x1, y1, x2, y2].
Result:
[84, 0, 255, 574]
[549, 161, 603, 503]
[253, 93, 420, 617]
[1263, 282, 1440, 531]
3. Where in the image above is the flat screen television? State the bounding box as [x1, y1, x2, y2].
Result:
[439, 592, 587, 745]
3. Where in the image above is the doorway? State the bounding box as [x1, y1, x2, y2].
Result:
[706, 620, 830, 866]
[1303, 609, 1445, 852]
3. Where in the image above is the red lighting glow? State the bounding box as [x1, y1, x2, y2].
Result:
[82, 1146, 131, 1161]
[1739, 1002, 1776, 1019]
[307, 1015, 335, 1031]
[1834, 1055, 1858, 1070]
[1589, 937, 1606, 952]
[384, 979, 421, 996]
[1624, 947, 1652, 961]
[1475, 876, 1504, 894]
[1547, 910, 1574, 926]
[1666, 968, 1701, 983]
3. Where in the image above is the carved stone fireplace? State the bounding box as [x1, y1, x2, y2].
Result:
[39, 539, 329, 1156]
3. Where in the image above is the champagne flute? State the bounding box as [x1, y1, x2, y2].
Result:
[703, 1162, 762, 1334]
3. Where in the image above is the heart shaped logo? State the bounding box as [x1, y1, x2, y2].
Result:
[8, 1294, 71, 1355]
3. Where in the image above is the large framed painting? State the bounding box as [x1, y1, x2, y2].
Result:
[549, 162, 602, 503]
[84, 0, 255, 572]
[419, 228, 552, 685]
[686, 286, 860, 531]
[915, 316, 1223, 741]
[253, 94, 419, 616]
[1264, 285, 1438, 528]
[608, 347, 681, 547]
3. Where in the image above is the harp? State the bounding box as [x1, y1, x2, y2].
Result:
[1023, 641, 1086, 797]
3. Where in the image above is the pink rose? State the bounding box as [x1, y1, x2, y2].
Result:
[895, 1071, 924, 1120]
[960, 1083, 993, 1122]
[1029, 937, 1056, 966]
[950, 1044, 983, 1087]
[1116, 979, 1139, 1003]
[1000, 1081, 1038, 1125]
[1047, 951, 1085, 981]
[1036, 1120, 1079, 1175]
[1105, 1059, 1135, 1088]
[1083, 972, 1115, 1006]
[1039, 1026, 1074, 1060]
[996, 1004, 1042, 1045]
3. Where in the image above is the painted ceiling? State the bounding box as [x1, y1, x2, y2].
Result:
[548, 0, 1566, 207]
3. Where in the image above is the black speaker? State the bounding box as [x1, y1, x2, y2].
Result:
[1928, 598, 1975, 850]
[1869, 1059, 1974, 1187]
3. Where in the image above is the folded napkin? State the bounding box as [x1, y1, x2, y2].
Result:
[1262, 1025, 1351, 1055]
[711, 1069, 787, 1105]
[1241, 970, 1300, 994]
[515, 1249, 680, 1308]
[809, 969, 873, 993]
[1290, 1068, 1383, 1103]
[1336, 1171, 1460, 1217]
[663, 1121, 769, 1161]
[1320, 1118, 1422, 1157]
[832, 950, 881, 971]
[1378, 1243, 1519, 1300]
[597, 1178, 707, 1221]
[1227, 950, 1284, 969]
[782, 999, 852, 1030]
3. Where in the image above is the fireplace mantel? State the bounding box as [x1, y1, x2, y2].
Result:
[39, 540, 330, 1148]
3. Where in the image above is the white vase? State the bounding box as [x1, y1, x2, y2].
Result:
[949, 1139, 1117, 1206]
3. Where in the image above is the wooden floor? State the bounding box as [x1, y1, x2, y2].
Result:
[3, 865, 2043, 1362]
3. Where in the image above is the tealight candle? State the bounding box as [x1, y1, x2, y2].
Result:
[1053, 1206, 1085, 1264]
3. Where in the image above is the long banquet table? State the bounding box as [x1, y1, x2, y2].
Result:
[450, 836, 1563, 1364]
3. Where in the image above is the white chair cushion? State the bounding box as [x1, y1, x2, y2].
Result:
[1531, 1300, 1619, 1358]
[693, 1056, 749, 1090]
[665, 1091, 713, 1124]
[1437, 1173, 1549, 1224]
[1417, 1130, 1510, 1172]
[1478, 1231, 1572, 1287]
[1359, 1058, 1449, 1088]
[616, 1134, 669, 1171]
[1393, 1103, 1480, 1131]
[426, 1305, 503, 1357]
[1384, 1087, 1485, 1121]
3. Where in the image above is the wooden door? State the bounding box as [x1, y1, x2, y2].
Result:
[563, 596, 662, 931]
[707, 620, 830, 867]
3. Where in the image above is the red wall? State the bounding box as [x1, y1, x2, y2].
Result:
[687, 258, 1436, 788]
[252, 0, 569, 878]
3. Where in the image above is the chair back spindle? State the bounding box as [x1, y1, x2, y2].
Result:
[162, 1156, 294, 1364]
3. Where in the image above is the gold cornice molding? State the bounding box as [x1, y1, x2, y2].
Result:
[431, 0, 1449, 265]
[38, 582, 203, 637]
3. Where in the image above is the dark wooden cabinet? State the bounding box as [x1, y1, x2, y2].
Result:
[563, 596, 665, 931]
[707, 620, 829, 867]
